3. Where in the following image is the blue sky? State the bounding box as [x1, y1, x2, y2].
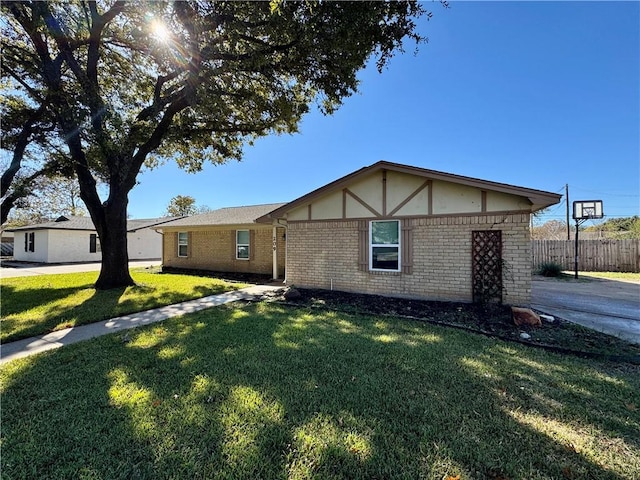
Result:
[129, 1, 639, 225]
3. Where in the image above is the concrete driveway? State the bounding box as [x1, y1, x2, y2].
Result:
[531, 276, 640, 345]
[0, 260, 160, 278]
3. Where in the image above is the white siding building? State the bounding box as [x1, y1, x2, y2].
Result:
[8, 216, 177, 263]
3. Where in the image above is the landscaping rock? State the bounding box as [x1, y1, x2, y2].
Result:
[520, 332, 532, 340]
[512, 307, 542, 327]
[540, 314, 555, 323]
[283, 287, 302, 300]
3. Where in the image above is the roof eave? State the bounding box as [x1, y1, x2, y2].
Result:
[4, 226, 96, 232]
[155, 221, 272, 231]
[128, 216, 187, 232]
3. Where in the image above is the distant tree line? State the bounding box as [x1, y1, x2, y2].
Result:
[164, 195, 211, 217]
[532, 216, 640, 240]
[584, 216, 640, 239]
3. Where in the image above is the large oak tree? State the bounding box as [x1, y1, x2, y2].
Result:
[2, 0, 438, 288]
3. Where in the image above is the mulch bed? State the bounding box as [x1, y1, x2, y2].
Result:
[259, 287, 640, 364]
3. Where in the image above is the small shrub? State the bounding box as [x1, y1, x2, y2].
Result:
[536, 262, 563, 277]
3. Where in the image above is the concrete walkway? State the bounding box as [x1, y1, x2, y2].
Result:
[0, 284, 282, 365]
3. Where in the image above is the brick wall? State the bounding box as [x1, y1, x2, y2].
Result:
[163, 227, 285, 276]
[286, 214, 532, 305]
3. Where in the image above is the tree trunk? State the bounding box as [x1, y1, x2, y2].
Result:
[66, 122, 136, 290]
[93, 199, 135, 289]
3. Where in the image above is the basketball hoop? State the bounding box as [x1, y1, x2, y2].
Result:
[573, 200, 603, 221]
[572, 200, 604, 278]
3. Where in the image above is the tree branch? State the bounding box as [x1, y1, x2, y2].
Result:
[1, 64, 46, 104]
[1, 103, 47, 198]
[0, 168, 50, 225]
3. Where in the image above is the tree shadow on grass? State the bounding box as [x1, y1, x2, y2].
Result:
[108, 282, 221, 313]
[0, 279, 225, 344]
[0, 283, 95, 317]
[1, 302, 638, 479]
[0, 285, 128, 344]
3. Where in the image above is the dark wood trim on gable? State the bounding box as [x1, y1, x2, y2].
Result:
[481, 190, 487, 213]
[389, 179, 430, 216]
[260, 161, 561, 222]
[382, 169, 387, 216]
[345, 189, 381, 217]
[286, 209, 532, 224]
[342, 189, 347, 219]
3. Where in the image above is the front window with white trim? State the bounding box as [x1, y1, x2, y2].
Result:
[24, 232, 35, 252]
[236, 230, 250, 260]
[89, 234, 101, 253]
[177, 232, 188, 257]
[370, 220, 400, 271]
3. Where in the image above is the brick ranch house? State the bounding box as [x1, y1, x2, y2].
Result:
[158, 203, 287, 278]
[157, 161, 561, 305]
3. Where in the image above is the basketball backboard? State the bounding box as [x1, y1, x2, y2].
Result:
[573, 200, 603, 220]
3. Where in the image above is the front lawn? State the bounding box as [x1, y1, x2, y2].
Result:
[2, 302, 638, 479]
[0, 270, 244, 343]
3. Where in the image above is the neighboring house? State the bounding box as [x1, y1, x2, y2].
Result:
[157, 162, 561, 305]
[7, 216, 177, 263]
[156, 203, 287, 279]
[0, 231, 14, 257]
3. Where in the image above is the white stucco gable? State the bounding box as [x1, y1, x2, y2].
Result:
[260, 161, 560, 224]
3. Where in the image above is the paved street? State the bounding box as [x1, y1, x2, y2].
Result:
[532, 276, 640, 345]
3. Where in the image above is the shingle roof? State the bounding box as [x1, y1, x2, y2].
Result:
[156, 203, 286, 228]
[126, 217, 183, 231]
[6, 216, 95, 232]
[6, 216, 180, 232]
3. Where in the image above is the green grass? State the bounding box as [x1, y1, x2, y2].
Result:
[1, 303, 638, 479]
[0, 270, 244, 343]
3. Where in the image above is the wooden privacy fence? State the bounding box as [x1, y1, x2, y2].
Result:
[532, 239, 640, 273]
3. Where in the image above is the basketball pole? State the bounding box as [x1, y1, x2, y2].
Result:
[565, 184, 570, 241]
[572, 200, 603, 280]
[574, 218, 580, 279]
[573, 217, 590, 279]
